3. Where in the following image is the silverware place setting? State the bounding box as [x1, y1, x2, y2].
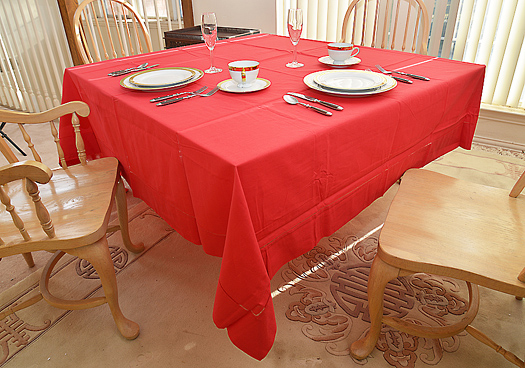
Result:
[150, 86, 208, 103]
[376, 65, 430, 82]
[108, 63, 159, 77]
[156, 86, 219, 106]
[287, 92, 343, 111]
[283, 95, 332, 116]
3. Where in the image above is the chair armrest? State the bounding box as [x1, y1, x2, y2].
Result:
[0, 161, 53, 185]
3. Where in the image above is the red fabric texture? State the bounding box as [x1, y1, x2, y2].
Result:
[59, 34, 485, 360]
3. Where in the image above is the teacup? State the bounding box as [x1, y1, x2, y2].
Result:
[327, 43, 360, 65]
[228, 60, 259, 88]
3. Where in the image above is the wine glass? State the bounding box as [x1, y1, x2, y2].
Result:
[286, 8, 304, 68]
[201, 12, 222, 73]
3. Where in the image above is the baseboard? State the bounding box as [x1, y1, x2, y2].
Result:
[473, 103, 525, 151]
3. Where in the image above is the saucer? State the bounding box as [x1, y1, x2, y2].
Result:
[318, 56, 361, 68]
[217, 78, 271, 93]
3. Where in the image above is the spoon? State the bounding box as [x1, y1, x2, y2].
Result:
[283, 95, 332, 116]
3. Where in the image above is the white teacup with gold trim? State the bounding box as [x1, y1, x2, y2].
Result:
[327, 43, 360, 65]
[228, 60, 259, 88]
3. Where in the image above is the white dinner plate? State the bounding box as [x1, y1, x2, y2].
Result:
[217, 78, 271, 93]
[129, 67, 196, 88]
[318, 56, 361, 68]
[120, 67, 204, 91]
[304, 70, 397, 97]
[314, 70, 387, 92]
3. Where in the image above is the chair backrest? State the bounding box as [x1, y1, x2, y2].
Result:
[0, 102, 90, 169]
[73, 0, 153, 64]
[339, 0, 430, 55]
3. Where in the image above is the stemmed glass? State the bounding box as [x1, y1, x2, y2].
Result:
[286, 8, 304, 68]
[201, 12, 222, 73]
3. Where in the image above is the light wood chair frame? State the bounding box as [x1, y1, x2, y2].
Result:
[73, 0, 153, 64]
[350, 168, 525, 367]
[339, 0, 430, 54]
[0, 102, 144, 339]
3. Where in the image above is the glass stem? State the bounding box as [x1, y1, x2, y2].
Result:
[293, 44, 298, 63]
[209, 48, 215, 68]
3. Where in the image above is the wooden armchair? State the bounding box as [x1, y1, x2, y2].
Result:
[351, 168, 525, 367]
[339, 0, 430, 54]
[0, 102, 144, 339]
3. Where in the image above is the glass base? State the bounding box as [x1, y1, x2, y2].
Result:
[286, 61, 304, 68]
[205, 66, 222, 74]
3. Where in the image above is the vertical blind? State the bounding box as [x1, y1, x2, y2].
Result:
[277, 0, 525, 110]
[453, 0, 525, 109]
[0, 0, 70, 112]
[0, 0, 183, 113]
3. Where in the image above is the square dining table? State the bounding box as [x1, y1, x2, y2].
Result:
[59, 33, 485, 360]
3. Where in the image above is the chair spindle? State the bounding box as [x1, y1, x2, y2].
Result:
[71, 112, 87, 166]
[18, 123, 41, 162]
[25, 179, 55, 238]
[0, 186, 30, 241]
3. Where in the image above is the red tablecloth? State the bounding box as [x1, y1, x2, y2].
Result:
[60, 34, 484, 360]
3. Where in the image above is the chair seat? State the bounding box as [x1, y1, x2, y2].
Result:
[0, 157, 119, 255]
[379, 169, 525, 297]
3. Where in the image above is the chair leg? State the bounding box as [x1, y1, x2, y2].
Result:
[115, 177, 144, 254]
[350, 255, 400, 360]
[22, 252, 35, 267]
[66, 237, 140, 339]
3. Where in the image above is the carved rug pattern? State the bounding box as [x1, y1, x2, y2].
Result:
[0, 206, 170, 367]
[279, 232, 470, 368]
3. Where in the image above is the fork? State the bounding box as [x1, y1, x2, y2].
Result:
[376, 65, 429, 81]
[156, 86, 220, 106]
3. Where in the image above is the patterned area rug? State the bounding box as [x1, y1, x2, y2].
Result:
[0, 201, 174, 367]
[276, 228, 471, 368]
[272, 146, 525, 368]
[0, 146, 524, 367]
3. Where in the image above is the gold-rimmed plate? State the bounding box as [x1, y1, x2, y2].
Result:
[304, 70, 396, 97]
[129, 67, 196, 88]
[120, 67, 204, 91]
[313, 70, 387, 92]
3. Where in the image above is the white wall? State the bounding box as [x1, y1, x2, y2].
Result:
[191, 0, 276, 34]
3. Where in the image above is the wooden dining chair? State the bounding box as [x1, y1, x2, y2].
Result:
[0, 101, 144, 339]
[350, 168, 525, 367]
[73, 0, 153, 64]
[339, 0, 430, 55]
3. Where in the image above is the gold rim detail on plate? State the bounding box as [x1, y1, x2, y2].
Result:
[120, 68, 204, 92]
[303, 70, 397, 97]
[314, 70, 388, 92]
[217, 78, 271, 93]
[129, 67, 196, 88]
[318, 56, 361, 67]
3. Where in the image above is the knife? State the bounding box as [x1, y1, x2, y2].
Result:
[392, 70, 430, 81]
[390, 75, 413, 84]
[156, 94, 197, 106]
[287, 92, 343, 111]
